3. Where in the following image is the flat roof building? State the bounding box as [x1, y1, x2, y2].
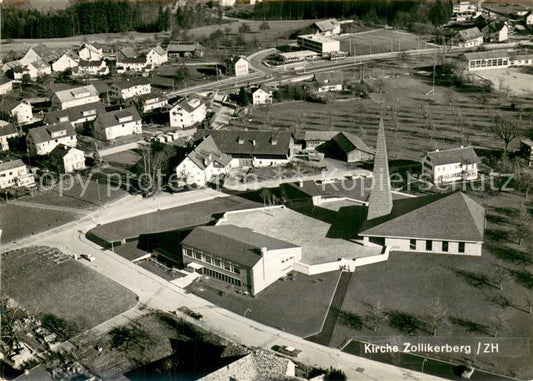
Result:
[297, 34, 341, 54]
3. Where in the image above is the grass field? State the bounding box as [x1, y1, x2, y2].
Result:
[187, 270, 341, 337]
[329, 192, 533, 379]
[1, 246, 137, 333]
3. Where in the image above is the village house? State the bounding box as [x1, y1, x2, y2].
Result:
[43, 102, 105, 126]
[146, 46, 168, 68]
[51, 85, 100, 110]
[454, 27, 484, 48]
[14, 59, 51, 80]
[51, 51, 79, 72]
[93, 107, 142, 141]
[128, 92, 168, 114]
[117, 56, 148, 73]
[422, 146, 480, 184]
[26, 122, 77, 155]
[482, 21, 509, 42]
[111, 78, 151, 100]
[78, 43, 104, 62]
[451, 1, 480, 21]
[328, 131, 375, 163]
[2, 100, 33, 125]
[2, 60, 20, 74]
[252, 86, 273, 105]
[181, 225, 302, 296]
[19, 44, 59, 68]
[234, 57, 250, 77]
[170, 97, 207, 128]
[50, 145, 86, 173]
[313, 71, 344, 93]
[0, 123, 19, 151]
[312, 18, 341, 36]
[0, 160, 36, 189]
[73, 60, 109, 77]
[166, 42, 206, 58]
[0, 77, 13, 95]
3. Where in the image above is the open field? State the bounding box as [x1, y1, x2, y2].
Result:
[1, 246, 137, 333]
[337, 29, 439, 56]
[103, 150, 142, 167]
[187, 270, 341, 337]
[474, 67, 533, 97]
[329, 191, 533, 379]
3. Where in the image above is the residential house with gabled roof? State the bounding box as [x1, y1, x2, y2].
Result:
[1, 100, 33, 125]
[73, 60, 109, 77]
[0, 159, 35, 189]
[146, 46, 168, 68]
[127, 92, 168, 114]
[454, 27, 484, 47]
[43, 102, 105, 126]
[26, 122, 77, 155]
[312, 18, 341, 36]
[167, 42, 206, 58]
[234, 57, 249, 77]
[169, 96, 206, 128]
[482, 21, 509, 42]
[49, 145, 86, 173]
[0, 123, 19, 151]
[19, 44, 60, 68]
[313, 71, 344, 93]
[78, 43, 104, 62]
[14, 59, 51, 80]
[51, 51, 79, 72]
[93, 107, 142, 141]
[2, 61, 20, 74]
[252, 86, 273, 105]
[329, 131, 374, 163]
[117, 56, 148, 73]
[182, 225, 302, 296]
[422, 146, 480, 184]
[111, 78, 151, 100]
[0, 77, 13, 95]
[51, 85, 100, 110]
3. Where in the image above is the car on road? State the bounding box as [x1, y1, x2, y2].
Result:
[80, 254, 95, 262]
[272, 345, 301, 357]
[177, 306, 203, 320]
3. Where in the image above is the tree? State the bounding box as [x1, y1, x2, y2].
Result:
[366, 301, 387, 331]
[137, 142, 175, 197]
[428, 296, 449, 336]
[514, 204, 532, 245]
[324, 367, 347, 381]
[238, 23, 251, 34]
[491, 114, 518, 154]
[259, 21, 270, 31]
[237, 86, 250, 107]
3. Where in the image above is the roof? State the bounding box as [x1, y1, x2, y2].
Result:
[521, 138, 533, 147]
[43, 102, 105, 124]
[92, 81, 112, 94]
[360, 191, 486, 242]
[118, 56, 146, 64]
[482, 20, 508, 34]
[314, 71, 344, 87]
[0, 124, 18, 137]
[173, 97, 204, 113]
[462, 50, 510, 60]
[150, 46, 167, 56]
[28, 44, 60, 63]
[457, 27, 483, 40]
[297, 34, 338, 44]
[300, 130, 339, 142]
[199, 349, 295, 381]
[118, 47, 137, 60]
[313, 18, 340, 32]
[425, 146, 480, 166]
[167, 42, 204, 52]
[113, 77, 150, 90]
[0, 159, 26, 172]
[49, 144, 82, 160]
[27, 122, 75, 144]
[211, 130, 292, 157]
[332, 132, 374, 155]
[0, 76, 13, 86]
[188, 135, 232, 170]
[95, 107, 141, 128]
[181, 225, 299, 268]
[78, 59, 104, 67]
[53, 85, 99, 104]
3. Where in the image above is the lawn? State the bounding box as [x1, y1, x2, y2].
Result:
[1, 246, 138, 333]
[329, 191, 533, 379]
[186, 270, 342, 337]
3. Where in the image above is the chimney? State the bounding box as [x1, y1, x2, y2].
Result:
[260, 247, 267, 256]
[252, 139, 256, 146]
[299, 180, 304, 188]
[238, 136, 244, 144]
[271, 136, 278, 145]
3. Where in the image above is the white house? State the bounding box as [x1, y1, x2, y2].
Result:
[0, 124, 19, 151]
[252, 87, 273, 105]
[455, 27, 483, 48]
[182, 225, 302, 296]
[14, 60, 51, 80]
[146, 46, 168, 68]
[482, 21, 509, 42]
[234, 57, 249, 77]
[312, 19, 341, 36]
[50, 145, 86, 173]
[43, 102, 105, 126]
[460, 50, 510, 71]
[73, 60, 109, 77]
[116, 57, 148, 73]
[219, 0, 236, 7]
[51, 85, 100, 110]
[296, 34, 341, 54]
[26, 122, 77, 156]
[111, 78, 151, 100]
[93, 107, 142, 141]
[170, 97, 206, 128]
[451, 1, 480, 21]
[52, 51, 79, 72]
[422, 146, 480, 184]
[0, 160, 36, 189]
[314, 71, 343, 93]
[0, 77, 13, 95]
[78, 43, 104, 62]
[10, 101, 33, 125]
[19, 45, 59, 68]
[130, 92, 168, 113]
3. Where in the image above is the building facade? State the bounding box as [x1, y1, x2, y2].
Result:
[93, 107, 142, 141]
[252, 88, 273, 105]
[26, 122, 77, 155]
[422, 146, 480, 184]
[11, 101, 33, 125]
[111, 79, 151, 100]
[52, 85, 100, 110]
[0, 160, 35, 189]
[234, 57, 249, 77]
[297, 34, 341, 54]
[170, 97, 206, 128]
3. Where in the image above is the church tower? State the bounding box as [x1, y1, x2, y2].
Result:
[366, 117, 393, 220]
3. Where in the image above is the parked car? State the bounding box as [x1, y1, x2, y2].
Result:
[272, 345, 301, 357]
[80, 254, 95, 262]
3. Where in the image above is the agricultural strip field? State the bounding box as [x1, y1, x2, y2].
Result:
[1, 246, 137, 332]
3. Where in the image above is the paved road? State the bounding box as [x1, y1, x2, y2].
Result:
[3, 189, 444, 381]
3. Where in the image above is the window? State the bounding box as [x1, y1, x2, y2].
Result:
[442, 241, 449, 252]
[409, 239, 416, 250]
[458, 242, 465, 253]
[426, 240, 433, 251]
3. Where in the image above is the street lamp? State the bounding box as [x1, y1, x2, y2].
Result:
[421, 358, 428, 373]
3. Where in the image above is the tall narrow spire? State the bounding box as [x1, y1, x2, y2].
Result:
[367, 117, 393, 220]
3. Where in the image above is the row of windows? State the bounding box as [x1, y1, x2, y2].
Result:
[203, 267, 242, 286]
[409, 239, 465, 253]
[183, 248, 241, 274]
[469, 58, 508, 68]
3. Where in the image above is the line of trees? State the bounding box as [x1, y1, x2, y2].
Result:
[244, 0, 452, 28]
[1, 1, 171, 39]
